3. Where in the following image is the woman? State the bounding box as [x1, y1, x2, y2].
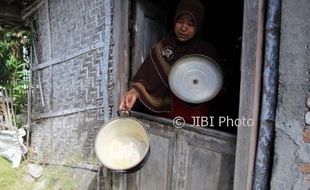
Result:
[119, 0, 221, 124]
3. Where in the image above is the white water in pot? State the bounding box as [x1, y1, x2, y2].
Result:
[107, 135, 146, 169]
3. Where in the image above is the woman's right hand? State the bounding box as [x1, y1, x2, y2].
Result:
[119, 88, 139, 111]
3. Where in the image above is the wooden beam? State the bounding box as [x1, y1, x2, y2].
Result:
[32, 105, 104, 120]
[0, 3, 24, 28]
[112, 0, 130, 118]
[233, 0, 265, 189]
[21, 0, 45, 20]
[31, 42, 104, 71]
[101, 0, 112, 122]
[0, 3, 22, 20]
[0, 18, 22, 27]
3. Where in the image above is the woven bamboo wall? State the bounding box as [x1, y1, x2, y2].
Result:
[29, 0, 112, 175]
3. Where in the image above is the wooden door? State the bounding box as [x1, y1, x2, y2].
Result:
[131, 0, 167, 78]
[125, 114, 235, 190]
[172, 128, 235, 190]
[127, 119, 176, 190]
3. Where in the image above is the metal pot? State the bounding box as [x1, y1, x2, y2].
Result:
[94, 112, 150, 173]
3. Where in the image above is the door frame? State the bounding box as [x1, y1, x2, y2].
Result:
[233, 0, 265, 189]
[109, 0, 265, 189]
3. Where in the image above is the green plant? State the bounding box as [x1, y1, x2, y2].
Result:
[0, 30, 31, 114]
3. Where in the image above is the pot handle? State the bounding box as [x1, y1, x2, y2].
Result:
[117, 109, 130, 117]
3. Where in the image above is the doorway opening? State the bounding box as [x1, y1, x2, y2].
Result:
[129, 0, 244, 133]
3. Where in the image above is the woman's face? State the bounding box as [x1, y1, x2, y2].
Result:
[174, 13, 196, 42]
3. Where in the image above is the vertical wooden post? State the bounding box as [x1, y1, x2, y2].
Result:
[234, 0, 265, 189]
